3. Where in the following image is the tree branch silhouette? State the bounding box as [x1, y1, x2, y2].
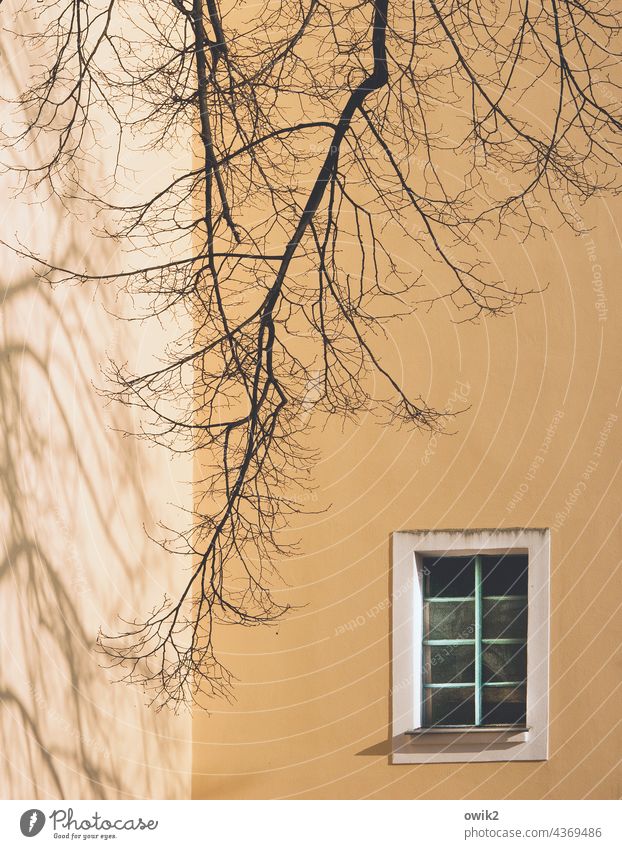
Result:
[2, 0, 621, 707]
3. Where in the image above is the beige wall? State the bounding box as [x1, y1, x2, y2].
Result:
[0, 9, 192, 799]
[192, 192, 622, 799]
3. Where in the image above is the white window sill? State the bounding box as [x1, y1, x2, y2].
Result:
[406, 726, 530, 745]
[391, 726, 546, 763]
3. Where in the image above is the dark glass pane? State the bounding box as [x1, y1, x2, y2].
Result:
[426, 600, 475, 641]
[482, 554, 528, 596]
[423, 556, 475, 598]
[482, 685, 527, 726]
[424, 686, 475, 726]
[483, 598, 527, 640]
[483, 643, 527, 684]
[425, 644, 475, 684]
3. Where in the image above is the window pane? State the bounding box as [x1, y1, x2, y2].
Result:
[482, 554, 528, 596]
[426, 600, 475, 641]
[483, 598, 527, 640]
[424, 686, 475, 726]
[483, 643, 527, 684]
[423, 556, 475, 597]
[425, 644, 475, 684]
[482, 685, 527, 726]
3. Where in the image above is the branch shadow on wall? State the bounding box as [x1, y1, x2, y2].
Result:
[0, 252, 188, 799]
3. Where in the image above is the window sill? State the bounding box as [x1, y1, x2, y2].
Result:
[391, 724, 543, 763]
[405, 726, 530, 745]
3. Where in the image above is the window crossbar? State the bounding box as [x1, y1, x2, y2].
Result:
[423, 681, 525, 689]
[426, 595, 528, 603]
[424, 638, 524, 646]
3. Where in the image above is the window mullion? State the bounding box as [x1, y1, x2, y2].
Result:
[474, 555, 483, 726]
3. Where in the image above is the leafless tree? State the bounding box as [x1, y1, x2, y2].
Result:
[2, 0, 621, 708]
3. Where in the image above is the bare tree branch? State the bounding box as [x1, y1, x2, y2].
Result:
[2, 0, 621, 708]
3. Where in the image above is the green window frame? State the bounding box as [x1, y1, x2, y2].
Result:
[422, 553, 528, 728]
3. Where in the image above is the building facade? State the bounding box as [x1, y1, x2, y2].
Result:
[192, 195, 622, 799]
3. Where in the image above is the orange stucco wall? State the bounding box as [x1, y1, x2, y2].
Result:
[0, 5, 192, 798]
[192, 193, 622, 798]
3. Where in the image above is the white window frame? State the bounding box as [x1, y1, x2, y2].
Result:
[391, 528, 550, 764]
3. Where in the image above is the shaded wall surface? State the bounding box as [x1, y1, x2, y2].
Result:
[192, 190, 622, 798]
[0, 14, 191, 800]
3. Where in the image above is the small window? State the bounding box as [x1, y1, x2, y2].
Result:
[391, 529, 550, 763]
[422, 554, 528, 728]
